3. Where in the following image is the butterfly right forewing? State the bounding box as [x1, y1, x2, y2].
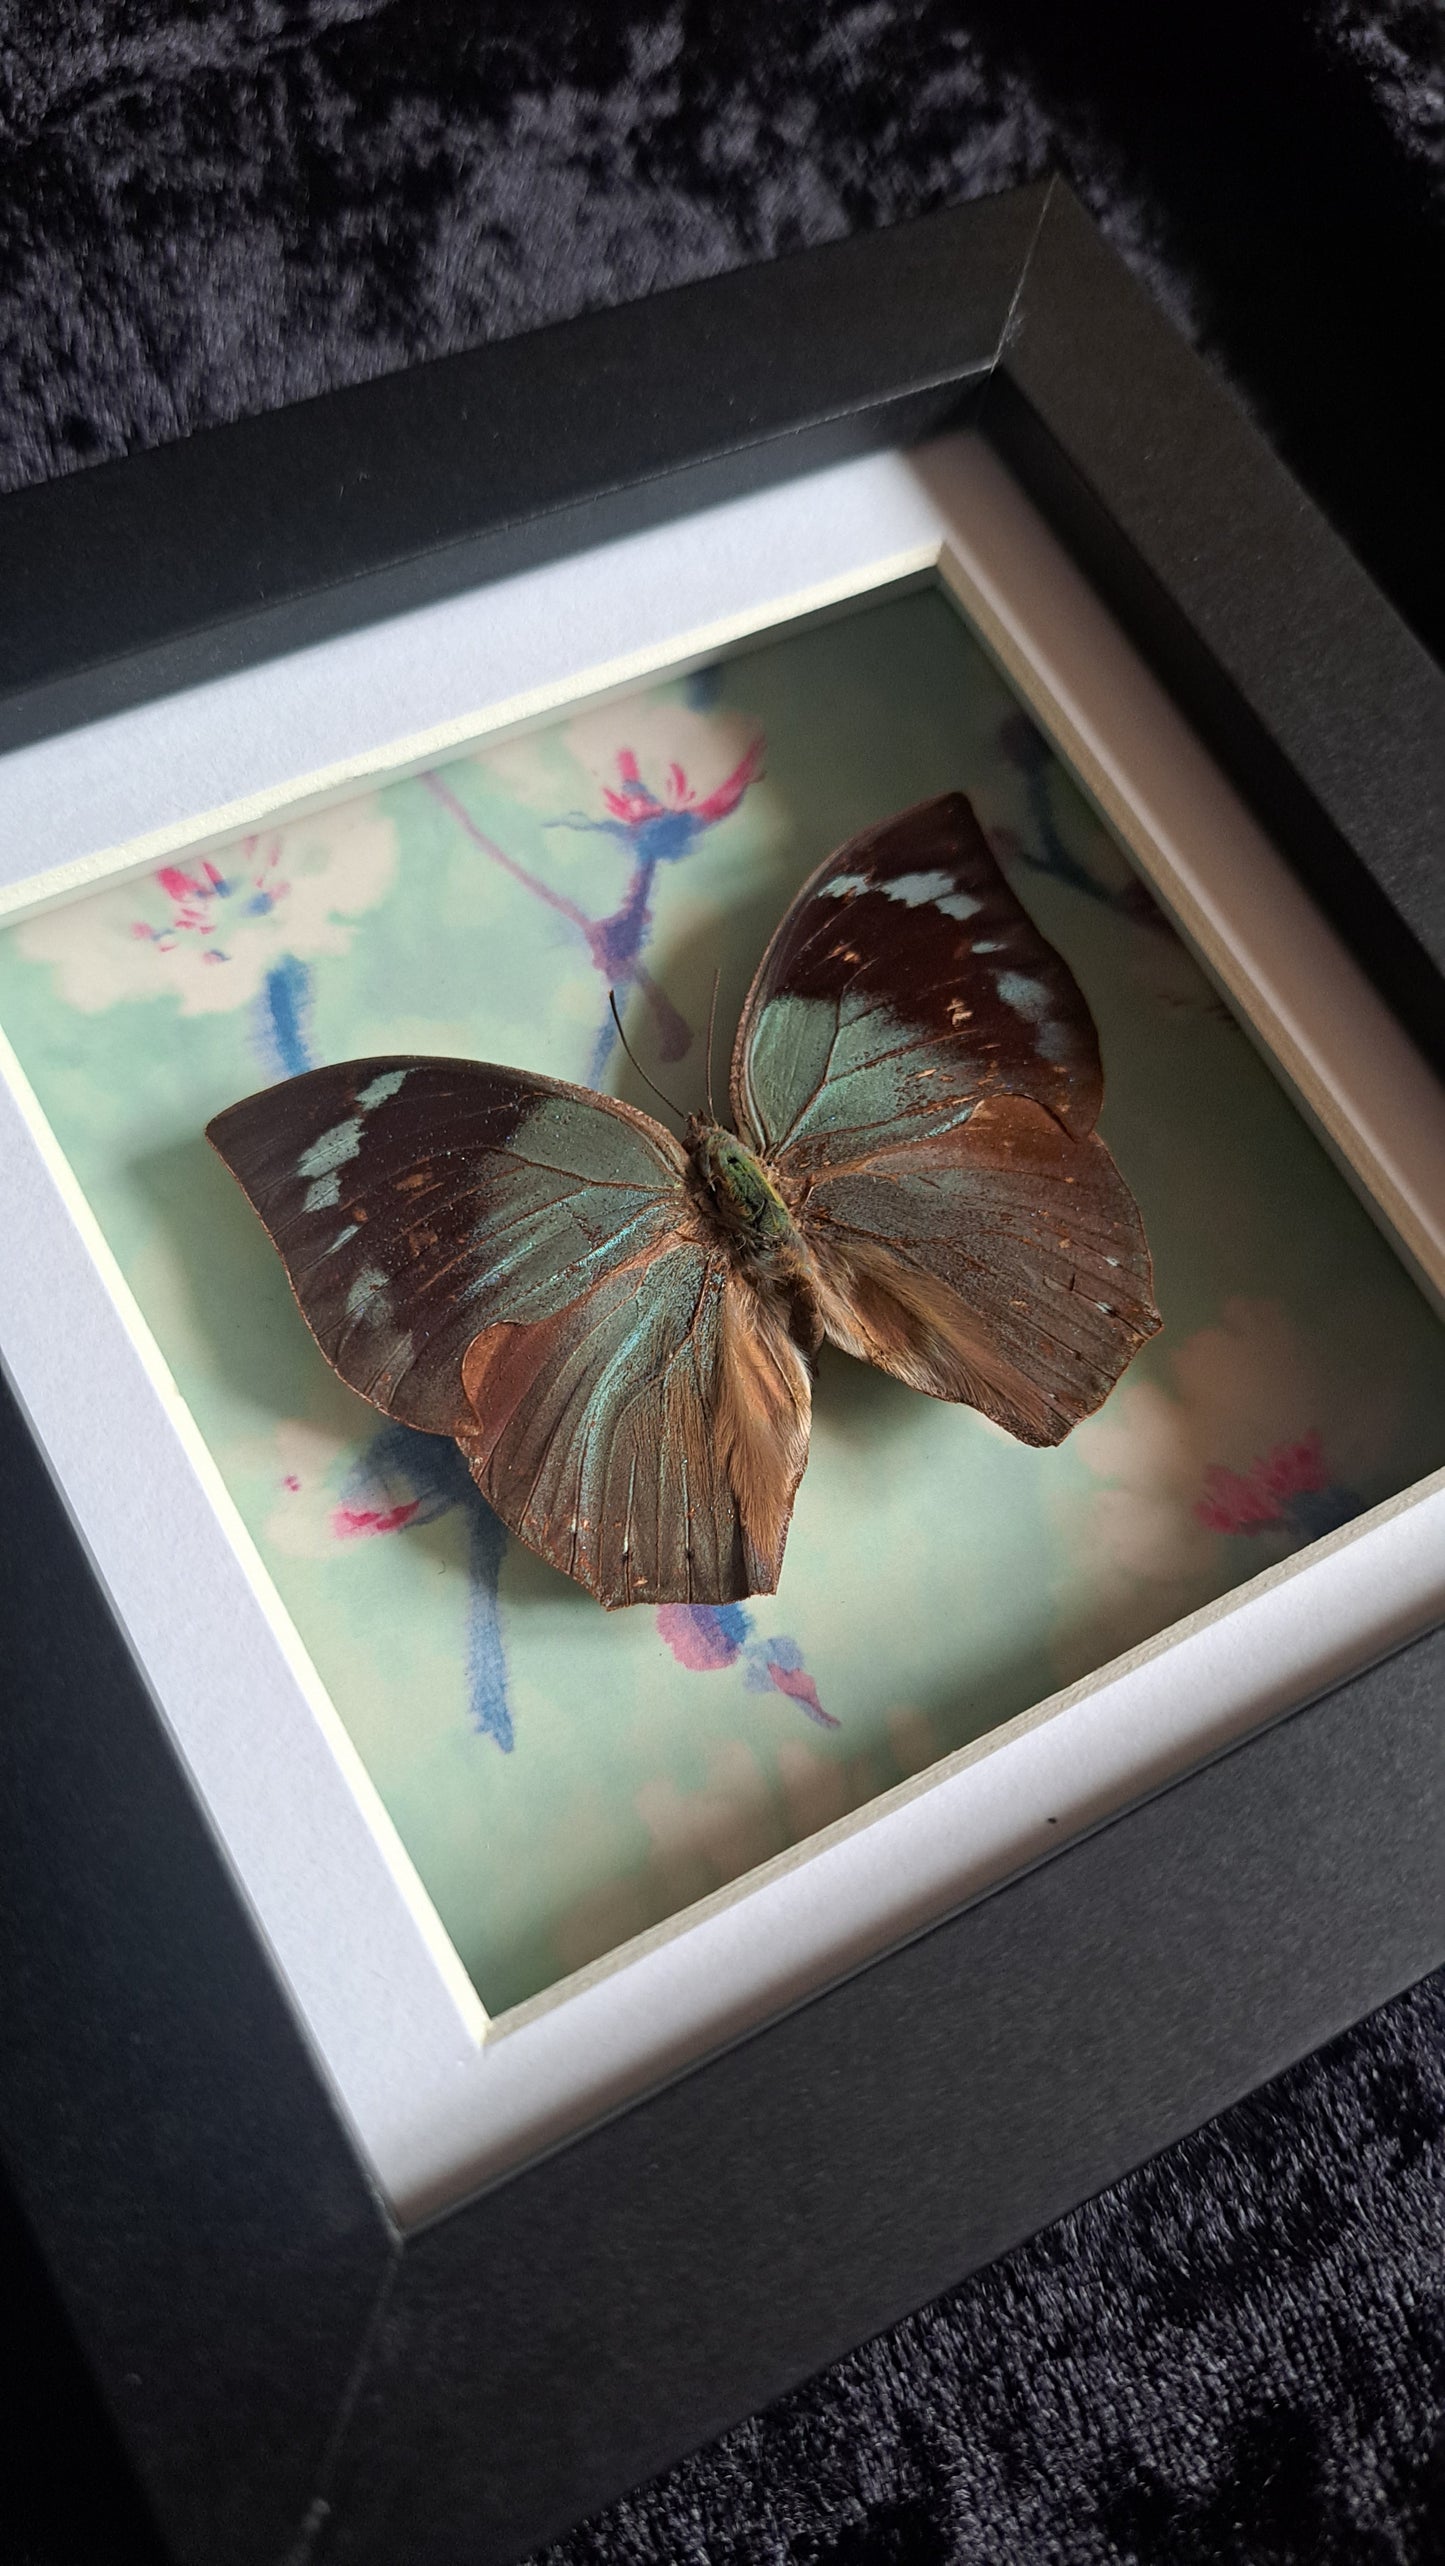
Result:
[730, 793, 1160, 1443]
[730, 790, 1105, 1170]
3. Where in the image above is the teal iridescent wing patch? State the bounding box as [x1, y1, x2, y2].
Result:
[457, 1249, 809, 1606]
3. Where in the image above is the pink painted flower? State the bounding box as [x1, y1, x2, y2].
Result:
[1195, 1431, 1357, 1540]
[764, 1658, 829, 1723]
[656, 1601, 836, 1728]
[1253, 1433, 1329, 1504]
[19, 805, 395, 1015]
[655, 1603, 748, 1670]
[597, 741, 765, 845]
[1195, 1463, 1283, 1535]
[330, 1497, 424, 1540]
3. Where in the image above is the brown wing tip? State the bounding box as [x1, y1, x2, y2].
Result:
[851, 788, 987, 861]
[933, 788, 981, 826]
[204, 1086, 267, 1159]
[594, 1573, 780, 1611]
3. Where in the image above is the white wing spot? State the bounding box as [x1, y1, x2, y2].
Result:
[345, 1264, 390, 1323]
[357, 1068, 409, 1111]
[303, 1171, 341, 1212]
[824, 871, 871, 899]
[884, 869, 983, 918]
[298, 1117, 362, 1180]
[885, 870, 952, 906]
[996, 971, 1050, 1022]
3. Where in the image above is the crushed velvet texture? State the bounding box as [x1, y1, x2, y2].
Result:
[3, 8, 1445, 2564]
[2, 3, 1444, 645]
[543, 1977, 1445, 2564]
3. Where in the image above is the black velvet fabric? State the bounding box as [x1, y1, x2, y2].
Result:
[3, 8, 1444, 2563]
[3, 2, 1445, 647]
[543, 1978, 1445, 2565]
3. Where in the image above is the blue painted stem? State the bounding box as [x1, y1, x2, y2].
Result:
[259, 954, 315, 1076]
[587, 854, 660, 1084]
[465, 1496, 514, 1751]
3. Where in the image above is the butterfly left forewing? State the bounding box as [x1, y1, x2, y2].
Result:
[731, 793, 1160, 1441]
[206, 1057, 692, 1435]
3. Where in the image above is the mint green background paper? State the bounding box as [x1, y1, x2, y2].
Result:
[4, 585, 1444, 2013]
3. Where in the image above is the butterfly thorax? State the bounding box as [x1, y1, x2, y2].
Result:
[686, 1118, 794, 1244]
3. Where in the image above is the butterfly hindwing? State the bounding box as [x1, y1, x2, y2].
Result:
[731, 794, 1160, 1442]
[459, 1252, 810, 1606]
[801, 1096, 1158, 1444]
[207, 1057, 811, 1606]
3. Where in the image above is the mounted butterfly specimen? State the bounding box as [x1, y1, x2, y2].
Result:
[208, 793, 1160, 1607]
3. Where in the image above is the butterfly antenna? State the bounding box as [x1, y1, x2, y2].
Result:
[704, 967, 722, 1123]
[608, 990, 685, 1120]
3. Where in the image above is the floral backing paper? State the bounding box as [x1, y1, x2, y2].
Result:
[5, 585, 1444, 2013]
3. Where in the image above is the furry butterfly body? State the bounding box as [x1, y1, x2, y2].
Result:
[208, 794, 1160, 1606]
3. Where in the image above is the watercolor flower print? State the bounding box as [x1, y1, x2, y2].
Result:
[255, 1420, 833, 1755]
[17, 805, 397, 1075]
[468, 678, 767, 1080]
[1048, 1297, 1382, 1680]
[261, 1416, 514, 1749]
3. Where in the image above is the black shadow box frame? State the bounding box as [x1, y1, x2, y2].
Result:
[3, 179, 1444, 2566]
